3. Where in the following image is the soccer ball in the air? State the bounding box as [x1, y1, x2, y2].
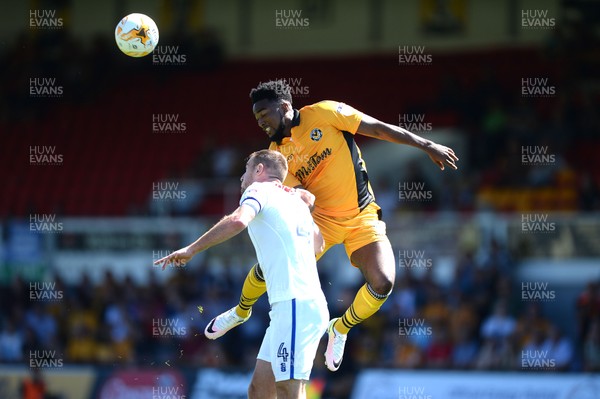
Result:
[115, 13, 159, 57]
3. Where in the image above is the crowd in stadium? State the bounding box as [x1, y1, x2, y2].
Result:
[0, 262, 599, 373]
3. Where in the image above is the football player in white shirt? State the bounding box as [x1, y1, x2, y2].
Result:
[154, 149, 328, 399]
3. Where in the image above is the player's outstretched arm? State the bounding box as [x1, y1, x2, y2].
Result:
[356, 114, 459, 170]
[153, 205, 257, 270]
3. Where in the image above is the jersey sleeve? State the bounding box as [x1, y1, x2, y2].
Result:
[311, 100, 363, 134]
[240, 182, 267, 214]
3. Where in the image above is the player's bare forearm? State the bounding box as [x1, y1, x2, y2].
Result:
[357, 115, 431, 148]
[188, 207, 253, 255]
[188, 216, 246, 254]
[153, 206, 255, 269]
[356, 114, 459, 170]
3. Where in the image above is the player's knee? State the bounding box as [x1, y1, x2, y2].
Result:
[248, 378, 276, 399]
[369, 275, 394, 296]
[275, 385, 289, 398]
[276, 380, 301, 399]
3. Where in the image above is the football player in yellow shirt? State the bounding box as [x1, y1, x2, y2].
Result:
[206, 80, 458, 398]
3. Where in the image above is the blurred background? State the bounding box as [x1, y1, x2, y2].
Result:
[1, 0, 600, 398]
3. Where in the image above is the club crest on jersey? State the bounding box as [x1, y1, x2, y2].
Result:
[310, 128, 323, 141]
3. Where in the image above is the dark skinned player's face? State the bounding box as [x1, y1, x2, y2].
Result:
[252, 99, 287, 143]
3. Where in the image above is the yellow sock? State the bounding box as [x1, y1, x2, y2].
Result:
[235, 264, 266, 318]
[334, 283, 389, 334]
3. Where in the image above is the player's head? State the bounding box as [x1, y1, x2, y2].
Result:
[241, 149, 288, 191]
[250, 80, 294, 144]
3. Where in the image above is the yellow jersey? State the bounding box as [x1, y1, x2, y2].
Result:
[269, 100, 375, 218]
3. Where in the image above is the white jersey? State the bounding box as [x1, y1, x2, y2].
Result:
[240, 181, 325, 304]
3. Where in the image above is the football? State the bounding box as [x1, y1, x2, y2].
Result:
[115, 13, 159, 57]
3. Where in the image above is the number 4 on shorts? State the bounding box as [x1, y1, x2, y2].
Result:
[277, 343, 289, 361]
[277, 342, 289, 372]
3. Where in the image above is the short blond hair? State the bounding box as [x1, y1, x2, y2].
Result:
[248, 149, 288, 181]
